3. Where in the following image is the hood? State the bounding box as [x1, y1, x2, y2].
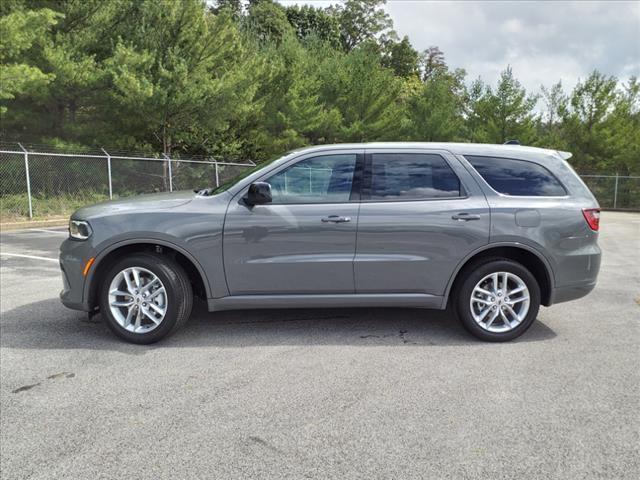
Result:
[73, 190, 196, 219]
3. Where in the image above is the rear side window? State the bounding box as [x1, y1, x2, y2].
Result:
[465, 156, 567, 196]
[368, 153, 461, 200]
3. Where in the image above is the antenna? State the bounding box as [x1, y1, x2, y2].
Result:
[504, 140, 520, 145]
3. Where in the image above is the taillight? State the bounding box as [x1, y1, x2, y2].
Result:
[582, 208, 600, 231]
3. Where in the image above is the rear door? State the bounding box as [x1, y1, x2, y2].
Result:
[354, 149, 490, 296]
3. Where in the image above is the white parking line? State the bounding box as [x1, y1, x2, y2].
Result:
[30, 229, 68, 235]
[0, 253, 58, 263]
[1, 229, 65, 236]
[3, 228, 68, 235]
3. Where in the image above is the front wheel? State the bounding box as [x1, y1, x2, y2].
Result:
[455, 259, 541, 342]
[99, 253, 193, 344]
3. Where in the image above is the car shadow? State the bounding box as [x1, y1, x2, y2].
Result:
[1, 297, 557, 353]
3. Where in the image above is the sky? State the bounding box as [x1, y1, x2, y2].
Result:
[278, 0, 640, 93]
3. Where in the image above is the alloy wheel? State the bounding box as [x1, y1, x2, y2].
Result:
[469, 271, 530, 333]
[108, 267, 167, 334]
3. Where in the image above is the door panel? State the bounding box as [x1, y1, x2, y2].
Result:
[354, 150, 490, 295]
[223, 151, 362, 295]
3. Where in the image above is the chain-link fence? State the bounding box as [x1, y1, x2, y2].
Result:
[0, 142, 255, 220]
[1, 143, 638, 221]
[580, 175, 640, 210]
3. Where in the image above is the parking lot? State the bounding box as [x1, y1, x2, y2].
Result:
[0, 212, 638, 479]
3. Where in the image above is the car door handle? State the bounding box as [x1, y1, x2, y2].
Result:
[452, 213, 481, 221]
[321, 215, 351, 223]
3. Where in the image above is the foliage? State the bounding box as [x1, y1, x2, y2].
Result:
[1, 191, 109, 220]
[327, 0, 393, 52]
[560, 72, 622, 173]
[248, 36, 339, 157]
[284, 4, 340, 48]
[404, 68, 466, 141]
[382, 35, 419, 78]
[318, 47, 403, 142]
[420, 46, 447, 81]
[244, 0, 292, 44]
[0, 0, 637, 179]
[466, 67, 539, 144]
[0, 7, 60, 114]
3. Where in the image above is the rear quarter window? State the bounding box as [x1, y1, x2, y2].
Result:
[465, 156, 567, 196]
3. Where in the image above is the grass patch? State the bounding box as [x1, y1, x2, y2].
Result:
[1, 192, 110, 222]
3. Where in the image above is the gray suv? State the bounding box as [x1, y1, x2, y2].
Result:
[59, 143, 601, 344]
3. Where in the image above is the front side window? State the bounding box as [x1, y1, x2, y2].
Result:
[211, 149, 299, 194]
[266, 154, 357, 204]
[465, 156, 567, 196]
[368, 153, 461, 200]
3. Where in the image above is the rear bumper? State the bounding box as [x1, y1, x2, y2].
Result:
[548, 242, 601, 306]
[548, 280, 597, 305]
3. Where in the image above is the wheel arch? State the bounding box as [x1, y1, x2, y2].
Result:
[444, 243, 555, 307]
[84, 239, 211, 311]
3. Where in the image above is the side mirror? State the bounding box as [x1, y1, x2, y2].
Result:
[245, 182, 272, 206]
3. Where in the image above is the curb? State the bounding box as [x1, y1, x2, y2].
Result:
[0, 218, 68, 232]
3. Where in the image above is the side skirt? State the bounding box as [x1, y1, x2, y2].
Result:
[207, 293, 444, 312]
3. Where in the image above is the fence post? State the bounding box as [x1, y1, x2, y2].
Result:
[101, 148, 113, 199]
[613, 173, 619, 209]
[18, 143, 33, 219]
[214, 161, 220, 187]
[163, 153, 173, 192]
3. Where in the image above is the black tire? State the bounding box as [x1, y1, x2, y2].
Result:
[99, 253, 193, 344]
[454, 258, 541, 342]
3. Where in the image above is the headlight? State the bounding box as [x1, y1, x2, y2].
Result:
[69, 220, 92, 240]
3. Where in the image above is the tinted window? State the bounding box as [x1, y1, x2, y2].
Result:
[466, 156, 566, 196]
[267, 154, 356, 203]
[369, 153, 461, 200]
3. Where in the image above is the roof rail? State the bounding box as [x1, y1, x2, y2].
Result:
[504, 140, 520, 145]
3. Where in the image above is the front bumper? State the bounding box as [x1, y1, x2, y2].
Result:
[59, 238, 92, 312]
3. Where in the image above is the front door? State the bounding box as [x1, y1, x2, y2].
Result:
[223, 150, 363, 295]
[354, 149, 490, 296]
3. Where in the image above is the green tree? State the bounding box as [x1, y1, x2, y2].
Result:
[244, 0, 292, 44]
[2, 0, 639, 193]
[210, 0, 242, 17]
[420, 46, 447, 81]
[536, 81, 568, 149]
[609, 77, 639, 175]
[607, 77, 640, 206]
[248, 37, 340, 157]
[382, 35, 419, 78]
[329, 0, 393, 52]
[318, 48, 403, 142]
[0, 7, 60, 115]
[1, 0, 139, 141]
[102, 1, 262, 160]
[284, 4, 340, 48]
[466, 67, 538, 144]
[404, 68, 466, 141]
[561, 71, 618, 173]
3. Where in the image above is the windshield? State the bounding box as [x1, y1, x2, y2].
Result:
[210, 149, 298, 194]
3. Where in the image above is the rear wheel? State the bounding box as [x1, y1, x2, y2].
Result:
[455, 259, 540, 342]
[99, 253, 193, 344]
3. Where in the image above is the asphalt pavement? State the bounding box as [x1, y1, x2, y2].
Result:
[0, 213, 638, 479]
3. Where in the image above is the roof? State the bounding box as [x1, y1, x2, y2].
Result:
[290, 142, 571, 162]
